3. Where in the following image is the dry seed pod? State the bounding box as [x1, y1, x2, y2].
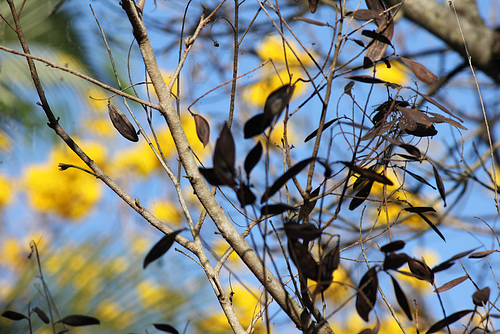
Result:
[192, 113, 210, 147]
[108, 102, 139, 142]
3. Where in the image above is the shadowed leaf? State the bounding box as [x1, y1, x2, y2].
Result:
[349, 180, 374, 210]
[432, 248, 476, 273]
[342, 161, 393, 185]
[244, 141, 263, 177]
[383, 252, 411, 271]
[143, 229, 186, 269]
[108, 103, 139, 142]
[413, 210, 445, 241]
[304, 117, 340, 143]
[434, 275, 468, 293]
[261, 203, 296, 216]
[404, 207, 436, 214]
[288, 238, 319, 281]
[261, 158, 315, 203]
[346, 75, 388, 84]
[61, 315, 100, 327]
[213, 122, 236, 186]
[193, 113, 210, 147]
[298, 186, 321, 221]
[408, 259, 434, 283]
[400, 57, 438, 84]
[283, 221, 322, 243]
[397, 166, 436, 189]
[362, 30, 392, 45]
[33, 307, 49, 324]
[380, 240, 405, 253]
[307, 0, 318, 13]
[358, 320, 380, 334]
[390, 275, 412, 320]
[399, 144, 421, 159]
[351, 9, 381, 21]
[356, 267, 378, 322]
[426, 310, 473, 334]
[244, 113, 271, 138]
[469, 250, 497, 258]
[199, 167, 223, 186]
[404, 123, 437, 137]
[154, 323, 180, 334]
[344, 81, 355, 96]
[2, 310, 27, 321]
[472, 287, 490, 306]
[431, 163, 446, 207]
[263, 84, 295, 121]
[236, 184, 256, 207]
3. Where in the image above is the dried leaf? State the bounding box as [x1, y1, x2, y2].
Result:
[263, 84, 295, 121]
[408, 259, 434, 283]
[199, 167, 224, 186]
[261, 158, 315, 203]
[400, 57, 438, 84]
[358, 321, 380, 334]
[193, 113, 210, 147]
[108, 103, 139, 142]
[342, 161, 393, 185]
[432, 248, 477, 273]
[349, 180, 374, 211]
[431, 162, 446, 207]
[380, 240, 405, 253]
[236, 184, 256, 207]
[413, 211, 445, 241]
[426, 310, 473, 334]
[213, 122, 236, 186]
[293, 17, 328, 27]
[434, 275, 468, 293]
[33, 307, 50, 324]
[403, 207, 436, 214]
[390, 275, 413, 320]
[298, 186, 321, 221]
[346, 75, 388, 85]
[2, 310, 28, 321]
[472, 287, 490, 306]
[469, 250, 497, 258]
[398, 107, 433, 127]
[427, 112, 467, 130]
[362, 30, 392, 45]
[61, 315, 100, 327]
[356, 267, 379, 322]
[154, 323, 180, 334]
[419, 92, 463, 122]
[398, 144, 421, 159]
[288, 238, 319, 281]
[244, 141, 263, 177]
[365, 0, 385, 14]
[364, 18, 394, 66]
[351, 9, 381, 21]
[244, 113, 271, 139]
[307, 0, 318, 13]
[383, 252, 411, 271]
[283, 221, 322, 243]
[344, 81, 355, 96]
[304, 118, 341, 142]
[397, 167, 436, 190]
[261, 203, 296, 216]
[143, 229, 186, 269]
[404, 123, 438, 137]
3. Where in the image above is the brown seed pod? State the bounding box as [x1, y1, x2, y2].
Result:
[108, 102, 139, 142]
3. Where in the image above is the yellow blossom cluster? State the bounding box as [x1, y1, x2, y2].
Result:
[244, 35, 314, 107]
[22, 140, 107, 220]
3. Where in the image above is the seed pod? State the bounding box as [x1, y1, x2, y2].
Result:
[108, 102, 139, 142]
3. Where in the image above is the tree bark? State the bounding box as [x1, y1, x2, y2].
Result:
[385, 0, 500, 83]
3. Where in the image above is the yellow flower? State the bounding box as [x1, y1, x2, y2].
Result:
[84, 117, 116, 137]
[23, 141, 106, 220]
[245, 35, 314, 108]
[137, 280, 177, 309]
[212, 239, 241, 267]
[151, 200, 183, 226]
[374, 60, 410, 86]
[86, 86, 109, 113]
[256, 35, 314, 67]
[149, 70, 180, 99]
[112, 140, 161, 177]
[0, 174, 13, 208]
[196, 286, 265, 333]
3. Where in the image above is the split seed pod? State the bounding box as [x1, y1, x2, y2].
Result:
[108, 102, 139, 142]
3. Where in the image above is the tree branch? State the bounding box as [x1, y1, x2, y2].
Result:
[385, 0, 500, 83]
